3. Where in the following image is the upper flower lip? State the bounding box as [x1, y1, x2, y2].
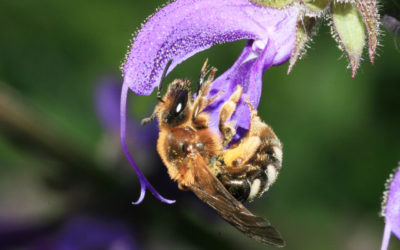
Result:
[122, 0, 299, 96]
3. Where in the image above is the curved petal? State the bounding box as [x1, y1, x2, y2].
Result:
[382, 166, 400, 249]
[120, 84, 176, 204]
[123, 0, 299, 95]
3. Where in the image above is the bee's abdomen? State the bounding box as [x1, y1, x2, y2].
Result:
[219, 139, 282, 203]
[247, 141, 282, 202]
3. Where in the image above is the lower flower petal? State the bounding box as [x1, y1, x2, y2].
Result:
[204, 9, 297, 141]
[204, 40, 278, 142]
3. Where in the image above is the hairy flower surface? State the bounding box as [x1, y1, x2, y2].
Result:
[381, 164, 400, 250]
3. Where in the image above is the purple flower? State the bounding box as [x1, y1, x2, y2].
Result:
[381, 163, 400, 250]
[121, 0, 299, 204]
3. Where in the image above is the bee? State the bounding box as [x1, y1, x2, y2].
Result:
[141, 59, 284, 247]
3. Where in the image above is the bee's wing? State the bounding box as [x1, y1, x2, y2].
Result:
[188, 153, 285, 247]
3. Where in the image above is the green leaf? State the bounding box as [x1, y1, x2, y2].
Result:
[251, 0, 294, 9]
[331, 2, 366, 77]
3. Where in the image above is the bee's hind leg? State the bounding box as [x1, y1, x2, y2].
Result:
[219, 85, 243, 146]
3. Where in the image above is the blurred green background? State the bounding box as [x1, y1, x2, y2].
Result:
[0, 1, 399, 249]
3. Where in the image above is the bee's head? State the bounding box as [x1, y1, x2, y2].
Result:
[157, 79, 191, 127]
[140, 60, 193, 128]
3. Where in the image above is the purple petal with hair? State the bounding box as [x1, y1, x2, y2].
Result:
[123, 0, 298, 95]
[121, 0, 299, 204]
[381, 164, 400, 250]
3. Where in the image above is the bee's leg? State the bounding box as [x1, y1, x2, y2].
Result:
[196, 58, 211, 95]
[244, 99, 258, 119]
[192, 89, 223, 129]
[198, 64, 217, 99]
[141, 108, 158, 125]
[223, 136, 261, 167]
[196, 69, 219, 107]
[245, 98, 283, 166]
[219, 85, 243, 146]
[192, 63, 220, 123]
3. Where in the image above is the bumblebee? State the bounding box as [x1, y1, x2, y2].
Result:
[142, 60, 284, 247]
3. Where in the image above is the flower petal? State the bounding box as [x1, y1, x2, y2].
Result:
[204, 12, 298, 141]
[382, 164, 400, 249]
[123, 0, 299, 95]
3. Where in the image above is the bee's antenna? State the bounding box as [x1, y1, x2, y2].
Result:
[158, 59, 173, 103]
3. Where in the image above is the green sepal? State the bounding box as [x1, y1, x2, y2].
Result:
[334, 0, 355, 3]
[301, 0, 331, 16]
[330, 2, 365, 77]
[288, 16, 317, 73]
[355, 0, 379, 64]
[250, 0, 294, 9]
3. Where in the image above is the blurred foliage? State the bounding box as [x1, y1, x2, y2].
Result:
[0, 0, 399, 249]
